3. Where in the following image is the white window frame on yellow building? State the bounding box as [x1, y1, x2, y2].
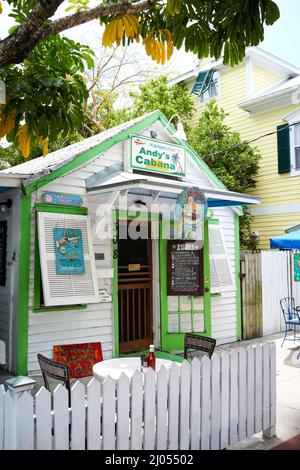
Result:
[285, 108, 300, 176]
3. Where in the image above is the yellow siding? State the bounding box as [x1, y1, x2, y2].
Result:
[252, 65, 283, 94]
[251, 213, 300, 250]
[188, 61, 300, 249]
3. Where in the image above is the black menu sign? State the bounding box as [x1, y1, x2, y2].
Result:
[167, 240, 203, 296]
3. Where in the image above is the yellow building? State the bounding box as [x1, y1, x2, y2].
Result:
[170, 47, 300, 249]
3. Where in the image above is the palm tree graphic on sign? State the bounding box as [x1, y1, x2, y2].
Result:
[171, 152, 183, 174]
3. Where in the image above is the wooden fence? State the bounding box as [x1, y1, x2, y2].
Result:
[0, 342, 276, 450]
[241, 250, 300, 338]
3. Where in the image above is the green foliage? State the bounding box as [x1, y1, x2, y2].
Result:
[0, 132, 84, 169]
[129, 76, 195, 129]
[0, 35, 94, 150]
[188, 100, 261, 248]
[66, 0, 89, 13]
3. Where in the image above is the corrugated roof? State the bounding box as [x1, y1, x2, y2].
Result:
[0, 111, 157, 177]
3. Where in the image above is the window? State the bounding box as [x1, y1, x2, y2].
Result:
[191, 69, 219, 103]
[36, 211, 99, 307]
[278, 110, 300, 175]
[294, 123, 300, 170]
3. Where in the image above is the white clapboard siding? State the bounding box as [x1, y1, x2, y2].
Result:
[0, 342, 276, 450]
[37, 212, 99, 306]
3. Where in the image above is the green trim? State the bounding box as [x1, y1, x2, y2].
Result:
[17, 194, 32, 375]
[208, 218, 220, 225]
[159, 218, 212, 352]
[203, 219, 212, 336]
[113, 211, 119, 358]
[234, 212, 242, 341]
[33, 305, 87, 313]
[23, 111, 163, 195]
[35, 203, 88, 215]
[21, 110, 242, 216]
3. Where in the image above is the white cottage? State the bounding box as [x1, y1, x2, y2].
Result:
[0, 111, 259, 375]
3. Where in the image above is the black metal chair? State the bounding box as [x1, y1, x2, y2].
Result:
[184, 333, 216, 360]
[37, 353, 72, 406]
[280, 297, 300, 347]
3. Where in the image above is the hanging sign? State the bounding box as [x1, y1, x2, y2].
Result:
[294, 253, 300, 281]
[53, 342, 103, 378]
[175, 186, 207, 240]
[41, 192, 83, 207]
[130, 135, 186, 177]
[54, 228, 85, 274]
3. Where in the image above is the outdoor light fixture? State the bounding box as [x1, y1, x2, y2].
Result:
[165, 114, 187, 141]
[134, 200, 147, 207]
[0, 199, 12, 213]
[150, 130, 158, 139]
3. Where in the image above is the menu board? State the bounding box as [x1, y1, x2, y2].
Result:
[167, 240, 204, 296]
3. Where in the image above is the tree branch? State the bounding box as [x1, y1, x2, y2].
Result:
[0, 0, 160, 67]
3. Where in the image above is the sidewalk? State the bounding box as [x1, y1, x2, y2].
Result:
[225, 332, 300, 450]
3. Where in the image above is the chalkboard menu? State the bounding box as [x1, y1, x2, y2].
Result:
[167, 240, 203, 296]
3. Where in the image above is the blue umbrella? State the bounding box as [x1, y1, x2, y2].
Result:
[270, 229, 300, 249]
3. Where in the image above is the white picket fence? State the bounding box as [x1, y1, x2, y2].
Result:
[0, 342, 276, 450]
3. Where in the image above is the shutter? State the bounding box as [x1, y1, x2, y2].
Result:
[37, 212, 99, 306]
[209, 224, 235, 293]
[277, 123, 290, 174]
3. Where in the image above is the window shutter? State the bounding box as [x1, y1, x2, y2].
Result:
[37, 212, 99, 306]
[209, 224, 235, 293]
[277, 123, 290, 174]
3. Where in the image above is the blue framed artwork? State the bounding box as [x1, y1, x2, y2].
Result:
[54, 228, 85, 275]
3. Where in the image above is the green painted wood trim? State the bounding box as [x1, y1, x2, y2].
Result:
[203, 219, 212, 336]
[35, 203, 88, 215]
[234, 212, 242, 341]
[208, 218, 220, 225]
[23, 111, 162, 195]
[17, 194, 31, 375]
[21, 110, 242, 215]
[33, 305, 87, 313]
[113, 211, 119, 358]
[159, 219, 212, 352]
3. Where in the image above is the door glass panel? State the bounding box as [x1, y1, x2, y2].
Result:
[295, 147, 300, 169]
[295, 123, 300, 146]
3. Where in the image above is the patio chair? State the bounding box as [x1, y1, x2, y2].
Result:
[37, 353, 72, 406]
[280, 297, 300, 347]
[184, 333, 216, 360]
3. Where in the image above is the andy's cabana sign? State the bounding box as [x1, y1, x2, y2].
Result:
[129, 135, 186, 177]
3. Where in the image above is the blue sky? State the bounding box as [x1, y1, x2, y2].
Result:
[260, 0, 300, 67]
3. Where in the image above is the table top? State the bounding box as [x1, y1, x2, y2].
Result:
[93, 357, 176, 381]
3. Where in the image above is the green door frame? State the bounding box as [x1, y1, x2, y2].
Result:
[159, 219, 212, 352]
[112, 209, 160, 357]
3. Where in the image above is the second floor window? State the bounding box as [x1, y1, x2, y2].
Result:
[294, 123, 300, 170]
[191, 69, 219, 103]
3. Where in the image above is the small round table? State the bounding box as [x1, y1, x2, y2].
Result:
[93, 357, 174, 381]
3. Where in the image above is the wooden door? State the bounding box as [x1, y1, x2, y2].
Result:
[118, 221, 153, 353]
[240, 251, 263, 340]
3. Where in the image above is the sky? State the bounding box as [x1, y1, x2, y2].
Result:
[0, 0, 299, 73]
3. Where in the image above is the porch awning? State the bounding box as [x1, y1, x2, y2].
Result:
[86, 171, 260, 208]
[270, 230, 300, 249]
